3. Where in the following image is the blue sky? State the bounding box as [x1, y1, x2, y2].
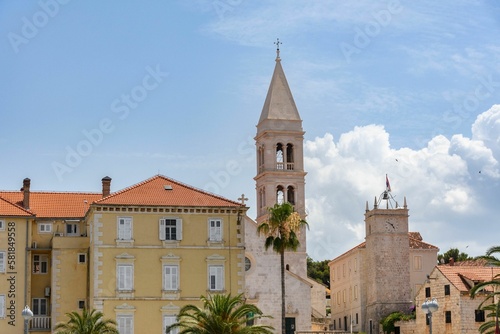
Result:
[1, 1, 499, 261]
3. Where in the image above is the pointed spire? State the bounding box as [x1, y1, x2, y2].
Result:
[404, 196, 407, 209]
[365, 201, 369, 212]
[373, 196, 378, 209]
[257, 40, 302, 130]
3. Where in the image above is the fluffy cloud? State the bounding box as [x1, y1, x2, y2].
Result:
[305, 105, 500, 261]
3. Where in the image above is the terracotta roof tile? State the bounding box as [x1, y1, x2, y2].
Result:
[0, 196, 34, 216]
[437, 265, 500, 292]
[0, 191, 101, 218]
[95, 175, 242, 207]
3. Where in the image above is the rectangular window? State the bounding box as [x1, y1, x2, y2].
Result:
[0, 220, 4, 231]
[78, 253, 87, 264]
[0, 252, 5, 273]
[356, 313, 359, 325]
[332, 268, 335, 281]
[33, 255, 48, 274]
[0, 295, 5, 318]
[444, 284, 450, 296]
[163, 265, 179, 291]
[159, 218, 182, 241]
[78, 300, 85, 309]
[66, 222, 79, 236]
[425, 287, 431, 298]
[337, 291, 340, 305]
[117, 314, 133, 334]
[117, 217, 132, 240]
[32, 298, 47, 315]
[38, 222, 52, 233]
[445, 310, 452, 323]
[208, 265, 224, 291]
[117, 264, 133, 291]
[354, 257, 358, 272]
[209, 219, 222, 241]
[475, 309, 485, 322]
[414, 255, 422, 270]
[354, 285, 358, 300]
[164, 315, 178, 334]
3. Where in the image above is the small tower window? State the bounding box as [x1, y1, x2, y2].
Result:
[287, 186, 295, 205]
[258, 146, 265, 173]
[276, 143, 284, 170]
[276, 185, 284, 204]
[286, 143, 294, 170]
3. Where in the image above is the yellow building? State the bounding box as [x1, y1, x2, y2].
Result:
[0, 175, 246, 334]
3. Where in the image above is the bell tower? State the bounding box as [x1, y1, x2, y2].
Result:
[254, 42, 307, 274]
[364, 184, 412, 333]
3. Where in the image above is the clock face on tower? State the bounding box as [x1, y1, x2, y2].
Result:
[385, 218, 399, 232]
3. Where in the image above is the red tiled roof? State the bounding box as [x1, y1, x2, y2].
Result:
[95, 175, 243, 207]
[0, 191, 102, 218]
[437, 265, 500, 292]
[0, 196, 34, 216]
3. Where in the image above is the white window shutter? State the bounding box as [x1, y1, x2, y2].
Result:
[159, 219, 166, 240]
[177, 219, 182, 240]
[0, 252, 5, 272]
[0, 295, 5, 318]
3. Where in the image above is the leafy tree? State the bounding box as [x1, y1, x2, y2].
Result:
[54, 308, 118, 334]
[307, 256, 330, 288]
[166, 293, 273, 334]
[380, 311, 415, 334]
[437, 247, 472, 264]
[470, 246, 500, 334]
[257, 202, 309, 334]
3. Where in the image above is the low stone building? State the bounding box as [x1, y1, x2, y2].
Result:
[399, 261, 500, 334]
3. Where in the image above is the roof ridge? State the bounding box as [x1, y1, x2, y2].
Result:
[0, 190, 101, 195]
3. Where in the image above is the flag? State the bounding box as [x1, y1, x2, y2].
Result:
[386, 174, 391, 192]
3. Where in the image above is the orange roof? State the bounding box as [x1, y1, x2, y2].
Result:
[95, 175, 242, 207]
[436, 265, 500, 292]
[0, 191, 102, 218]
[0, 196, 34, 217]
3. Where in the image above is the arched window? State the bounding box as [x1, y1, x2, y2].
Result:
[276, 143, 284, 170]
[287, 186, 295, 205]
[258, 146, 265, 173]
[286, 143, 294, 170]
[276, 185, 284, 204]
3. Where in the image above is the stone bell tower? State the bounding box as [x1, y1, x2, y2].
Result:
[254, 41, 307, 274]
[364, 184, 412, 333]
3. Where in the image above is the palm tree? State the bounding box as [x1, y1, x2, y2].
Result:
[257, 202, 308, 334]
[470, 246, 500, 334]
[54, 308, 118, 334]
[166, 293, 273, 334]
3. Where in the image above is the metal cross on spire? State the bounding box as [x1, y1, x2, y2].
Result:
[274, 38, 282, 59]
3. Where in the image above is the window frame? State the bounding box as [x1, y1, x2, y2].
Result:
[445, 310, 452, 323]
[164, 315, 178, 334]
[414, 255, 422, 271]
[163, 265, 179, 291]
[33, 254, 49, 274]
[425, 287, 431, 298]
[208, 218, 223, 241]
[475, 309, 486, 322]
[159, 218, 182, 241]
[116, 264, 134, 291]
[0, 251, 5, 273]
[0, 294, 5, 319]
[117, 217, 133, 240]
[38, 222, 53, 234]
[32, 298, 48, 316]
[65, 221, 80, 236]
[208, 265, 224, 291]
[117, 314, 134, 334]
[444, 284, 450, 296]
[78, 253, 87, 264]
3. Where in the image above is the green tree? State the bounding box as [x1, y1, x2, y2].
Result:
[54, 308, 118, 334]
[307, 256, 330, 288]
[470, 246, 500, 334]
[380, 311, 415, 334]
[166, 293, 273, 334]
[437, 247, 472, 264]
[257, 202, 308, 334]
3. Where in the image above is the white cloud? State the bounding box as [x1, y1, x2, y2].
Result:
[305, 105, 500, 260]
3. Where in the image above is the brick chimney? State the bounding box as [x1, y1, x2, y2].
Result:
[102, 176, 112, 197]
[22, 178, 31, 209]
[449, 258, 455, 266]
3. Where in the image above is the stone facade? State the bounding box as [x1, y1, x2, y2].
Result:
[329, 198, 439, 333]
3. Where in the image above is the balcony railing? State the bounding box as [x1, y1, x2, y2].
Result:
[30, 316, 51, 330]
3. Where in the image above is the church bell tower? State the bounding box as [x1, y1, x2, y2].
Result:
[254, 41, 307, 273]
